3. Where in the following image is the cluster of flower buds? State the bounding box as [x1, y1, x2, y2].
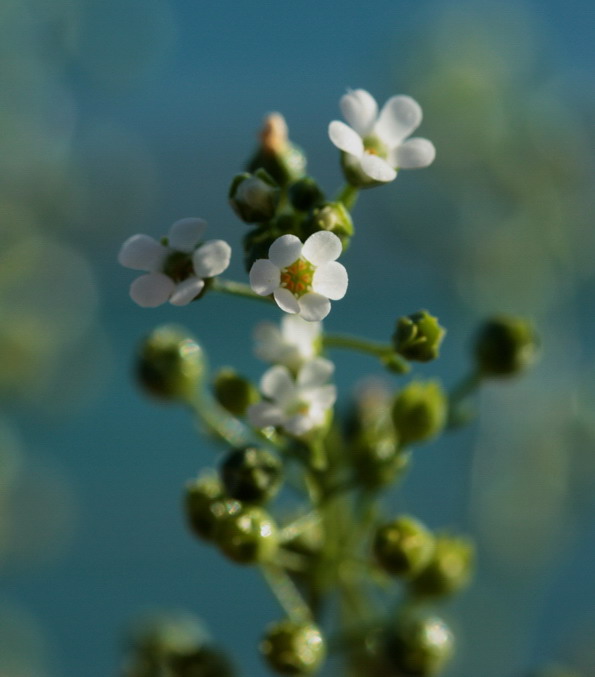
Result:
[119, 90, 540, 677]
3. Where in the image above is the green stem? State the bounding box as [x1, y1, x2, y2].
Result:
[260, 562, 312, 623]
[447, 370, 482, 429]
[336, 183, 359, 211]
[190, 390, 252, 448]
[210, 278, 274, 304]
[323, 333, 410, 373]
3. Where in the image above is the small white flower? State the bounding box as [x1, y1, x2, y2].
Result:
[328, 88, 436, 183]
[254, 315, 322, 371]
[118, 218, 231, 307]
[248, 358, 336, 436]
[249, 231, 348, 322]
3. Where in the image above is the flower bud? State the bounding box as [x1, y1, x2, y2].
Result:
[391, 381, 447, 445]
[474, 315, 538, 377]
[385, 613, 454, 677]
[288, 177, 325, 211]
[260, 620, 325, 675]
[167, 646, 236, 677]
[229, 169, 279, 224]
[184, 474, 239, 542]
[410, 535, 474, 598]
[137, 325, 205, 402]
[220, 446, 282, 504]
[247, 113, 306, 187]
[310, 202, 353, 244]
[213, 368, 259, 417]
[215, 505, 278, 564]
[374, 516, 435, 578]
[353, 439, 410, 490]
[393, 310, 445, 362]
[243, 225, 281, 273]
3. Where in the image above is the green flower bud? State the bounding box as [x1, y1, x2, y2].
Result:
[288, 177, 325, 211]
[374, 516, 435, 578]
[354, 440, 410, 490]
[215, 505, 278, 564]
[385, 614, 454, 677]
[310, 202, 353, 245]
[391, 381, 447, 445]
[184, 475, 237, 542]
[137, 326, 205, 402]
[260, 620, 325, 675]
[247, 113, 306, 187]
[126, 612, 207, 664]
[213, 368, 259, 417]
[229, 169, 279, 224]
[474, 315, 539, 377]
[243, 225, 281, 273]
[410, 535, 474, 598]
[220, 446, 282, 504]
[393, 310, 446, 363]
[167, 646, 236, 677]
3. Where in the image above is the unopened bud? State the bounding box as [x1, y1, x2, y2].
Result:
[229, 170, 279, 224]
[410, 534, 475, 598]
[137, 325, 205, 402]
[391, 381, 447, 445]
[184, 474, 236, 542]
[213, 368, 259, 416]
[311, 202, 353, 245]
[374, 516, 435, 578]
[288, 177, 325, 211]
[260, 620, 325, 675]
[220, 447, 282, 504]
[474, 315, 538, 377]
[394, 310, 445, 362]
[215, 505, 279, 564]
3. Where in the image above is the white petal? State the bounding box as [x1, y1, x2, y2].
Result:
[328, 121, 364, 157]
[273, 287, 300, 314]
[312, 262, 348, 300]
[281, 315, 321, 358]
[308, 384, 337, 411]
[248, 402, 285, 429]
[375, 95, 422, 145]
[249, 259, 280, 295]
[192, 240, 231, 278]
[302, 231, 342, 266]
[297, 357, 334, 388]
[169, 276, 205, 306]
[390, 138, 436, 169]
[253, 322, 285, 362]
[268, 234, 302, 268]
[284, 414, 315, 436]
[298, 293, 331, 322]
[168, 218, 207, 252]
[118, 234, 167, 271]
[129, 273, 174, 307]
[340, 89, 378, 136]
[360, 153, 397, 182]
[261, 365, 295, 403]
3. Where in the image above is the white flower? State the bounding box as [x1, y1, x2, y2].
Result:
[118, 218, 231, 307]
[254, 315, 322, 370]
[328, 89, 436, 183]
[248, 358, 336, 436]
[249, 231, 348, 322]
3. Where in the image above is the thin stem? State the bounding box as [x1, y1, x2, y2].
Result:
[447, 370, 482, 429]
[210, 278, 274, 304]
[260, 562, 312, 623]
[336, 184, 359, 211]
[323, 333, 410, 373]
[190, 390, 252, 448]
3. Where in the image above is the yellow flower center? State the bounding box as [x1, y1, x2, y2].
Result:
[280, 258, 314, 298]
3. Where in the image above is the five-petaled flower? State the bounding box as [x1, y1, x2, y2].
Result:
[249, 231, 348, 322]
[118, 218, 231, 307]
[248, 358, 336, 436]
[328, 89, 435, 184]
[254, 315, 322, 371]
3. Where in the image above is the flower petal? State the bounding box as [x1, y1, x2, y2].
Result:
[253, 322, 284, 363]
[168, 218, 207, 252]
[118, 234, 167, 271]
[273, 287, 300, 314]
[309, 384, 337, 411]
[129, 272, 174, 307]
[390, 137, 436, 169]
[360, 153, 397, 182]
[248, 402, 285, 429]
[249, 259, 280, 295]
[261, 365, 294, 403]
[340, 89, 378, 136]
[328, 120, 364, 157]
[297, 357, 334, 388]
[281, 315, 321, 358]
[192, 239, 231, 278]
[268, 234, 302, 268]
[298, 293, 331, 322]
[302, 231, 342, 266]
[375, 95, 422, 145]
[169, 276, 205, 306]
[284, 414, 315, 436]
[312, 262, 348, 300]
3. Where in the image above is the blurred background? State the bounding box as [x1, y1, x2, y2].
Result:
[2, 0, 594, 675]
